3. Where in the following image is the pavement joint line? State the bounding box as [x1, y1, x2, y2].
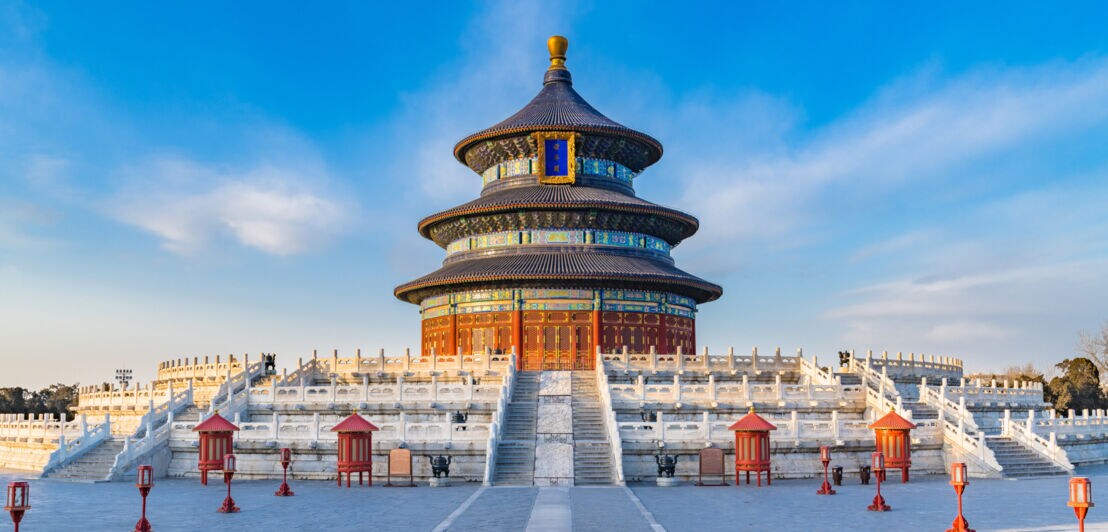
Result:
[623, 486, 667, 532]
[525, 486, 572, 532]
[432, 486, 486, 532]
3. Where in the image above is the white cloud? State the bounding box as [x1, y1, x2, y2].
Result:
[666, 59, 1108, 265]
[110, 156, 350, 256]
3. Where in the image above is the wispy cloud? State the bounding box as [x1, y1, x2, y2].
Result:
[665, 58, 1108, 268]
[109, 155, 350, 256]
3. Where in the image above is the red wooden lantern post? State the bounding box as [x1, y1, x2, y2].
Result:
[331, 413, 379, 487]
[1069, 477, 1094, 532]
[275, 447, 295, 496]
[218, 454, 240, 513]
[868, 411, 916, 483]
[134, 465, 154, 532]
[4, 482, 29, 532]
[867, 451, 890, 511]
[192, 412, 240, 485]
[947, 462, 974, 532]
[817, 445, 835, 495]
[727, 408, 776, 487]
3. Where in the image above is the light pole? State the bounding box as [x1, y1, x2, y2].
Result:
[116, 368, 133, 390]
[816, 445, 835, 495]
[867, 451, 890, 511]
[218, 454, 240, 513]
[4, 482, 29, 532]
[946, 462, 973, 532]
[275, 447, 294, 496]
[134, 465, 154, 532]
[1069, 477, 1094, 532]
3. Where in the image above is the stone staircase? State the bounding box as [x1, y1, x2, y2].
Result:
[986, 435, 1070, 477]
[571, 371, 615, 486]
[44, 438, 125, 481]
[493, 372, 539, 486]
[900, 399, 939, 420]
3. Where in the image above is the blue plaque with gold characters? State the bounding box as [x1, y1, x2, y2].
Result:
[533, 131, 577, 184]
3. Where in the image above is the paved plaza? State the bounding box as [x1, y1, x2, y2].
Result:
[5, 468, 1108, 531]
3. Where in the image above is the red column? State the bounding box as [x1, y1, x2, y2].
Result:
[591, 310, 602, 357]
[448, 312, 457, 359]
[512, 308, 523, 371]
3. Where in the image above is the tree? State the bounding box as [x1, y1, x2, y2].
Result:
[1079, 320, 1108, 382]
[1046, 358, 1106, 413]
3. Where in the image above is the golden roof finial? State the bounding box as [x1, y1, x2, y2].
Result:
[548, 35, 568, 71]
[748, 406, 755, 414]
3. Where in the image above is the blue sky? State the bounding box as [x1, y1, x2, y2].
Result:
[2, 1, 1107, 387]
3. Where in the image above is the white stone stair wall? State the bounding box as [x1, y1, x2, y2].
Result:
[571, 371, 615, 485]
[492, 372, 539, 485]
[43, 437, 124, 480]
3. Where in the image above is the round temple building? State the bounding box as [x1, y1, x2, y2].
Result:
[395, 36, 722, 370]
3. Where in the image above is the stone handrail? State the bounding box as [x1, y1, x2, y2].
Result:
[596, 351, 625, 485]
[247, 379, 504, 406]
[484, 354, 516, 485]
[922, 377, 1047, 408]
[0, 414, 89, 443]
[205, 360, 266, 419]
[937, 415, 1003, 476]
[799, 354, 836, 385]
[156, 356, 248, 382]
[76, 384, 178, 410]
[918, 382, 982, 434]
[282, 350, 514, 385]
[1001, 411, 1074, 472]
[601, 347, 802, 375]
[41, 414, 112, 476]
[606, 375, 864, 408]
[1014, 408, 1108, 441]
[106, 385, 196, 480]
[849, 357, 908, 418]
[171, 413, 493, 445]
[617, 411, 942, 446]
[861, 350, 963, 380]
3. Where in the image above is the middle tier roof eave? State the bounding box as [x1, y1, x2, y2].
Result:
[393, 252, 723, 305]
[417, 185, 699, 246]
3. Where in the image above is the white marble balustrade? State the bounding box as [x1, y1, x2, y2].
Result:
[247, 378, 504, 406]
[171, 414, 490, 444]
[0, 414, 92, 443]
[608, 374, 863, 408]
[616, 411, 940, 446]
[601, 346, 804, 375]
[920, 377, 1047, 408]
[859, 350, 962, 380]
[1018, 409, 1108, 440]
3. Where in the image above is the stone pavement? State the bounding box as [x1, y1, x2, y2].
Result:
[5, 469, 1108, 530]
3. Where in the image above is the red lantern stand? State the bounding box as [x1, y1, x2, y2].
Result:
[134, 465, 154, 532]
[817, 445, 835, 495]
[1069, 477, 1094, 532]
[727, 409, 777, 487]
[947, 462, 974, 532]
[867, 411, 916, 483]
[331, 413, 379, 487]
[276, 447, 295, 496]
[868, 451, 891, 511]
[192, 412, 240, 486]
[5, 482, 29, 532]
[218, 454, 240, 513]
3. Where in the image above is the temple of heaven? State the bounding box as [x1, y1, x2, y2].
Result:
[395, 36, 722, 371]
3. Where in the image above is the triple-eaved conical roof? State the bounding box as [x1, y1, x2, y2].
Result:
[453, 67, 663, 171]
[394, 36, 722, 306]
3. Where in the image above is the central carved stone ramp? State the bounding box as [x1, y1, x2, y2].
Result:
[571, 371, 615, 486]
[493, 372, 539, 486]
[44, 438, 125, 481]
[986, 435, 1070, 477]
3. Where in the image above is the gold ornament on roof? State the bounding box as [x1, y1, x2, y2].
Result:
[548, 35, 568, 71]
